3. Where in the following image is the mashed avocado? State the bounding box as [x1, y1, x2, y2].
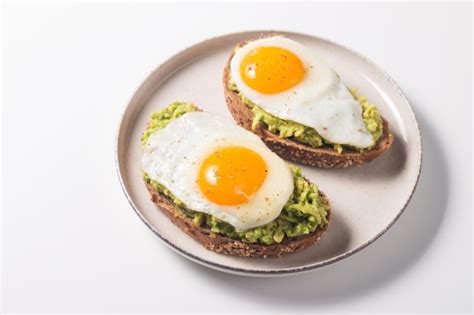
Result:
[141, 102, 197, 146]
[141, 102, 330, 245]
[351, 88, 384, 144]
[228, 80, 383, 153]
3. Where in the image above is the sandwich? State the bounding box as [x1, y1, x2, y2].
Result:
[141, 102, 330, 258]
[223, 35, 393, 168]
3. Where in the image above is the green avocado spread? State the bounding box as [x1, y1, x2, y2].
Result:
[141, 102, 330, 245]
[141, 102, 197, 146]
[228, 80, 383, 153]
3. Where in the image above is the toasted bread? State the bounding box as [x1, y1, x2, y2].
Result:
[145, 182, 330, 258]
[223, 42, 394, 168]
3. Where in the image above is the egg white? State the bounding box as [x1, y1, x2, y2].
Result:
[141, 111, 294, 231]
[230, 36, 374, 148]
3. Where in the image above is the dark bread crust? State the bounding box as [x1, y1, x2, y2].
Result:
[223, 41, 394, 168]
[146, 182, 330, 258]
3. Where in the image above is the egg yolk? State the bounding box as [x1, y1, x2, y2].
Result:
[197, 146, 268, 206]
[239, 46, 306, 94]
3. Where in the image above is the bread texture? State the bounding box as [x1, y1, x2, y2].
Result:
[145, 182, 330, 258]
[223, 41, 394, 168]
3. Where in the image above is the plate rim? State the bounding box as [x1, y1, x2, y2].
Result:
[115, 29, 423, 276]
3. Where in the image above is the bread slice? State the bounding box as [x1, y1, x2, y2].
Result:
[145, 182, 330, 258]
[223, 42, 394, 168]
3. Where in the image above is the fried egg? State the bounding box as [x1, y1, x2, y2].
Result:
[230, 36, 374, 148]
[141, 111, 294, 231]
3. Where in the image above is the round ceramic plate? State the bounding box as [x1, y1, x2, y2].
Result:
[116, 31, 422, 276]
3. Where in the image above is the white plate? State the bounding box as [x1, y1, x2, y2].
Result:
[115, 31, 422, 276]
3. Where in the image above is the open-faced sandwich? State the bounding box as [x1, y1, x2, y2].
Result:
[141, 102, 330, 258]
[224, 35, 394, 168]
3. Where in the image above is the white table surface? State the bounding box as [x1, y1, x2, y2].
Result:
[2, 2, 472, 313]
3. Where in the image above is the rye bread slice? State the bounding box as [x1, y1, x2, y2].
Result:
[145, 182, 330, 258]
[222, 42, 394, 168]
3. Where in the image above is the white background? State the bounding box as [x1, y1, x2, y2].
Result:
[2, 2, 472, 313]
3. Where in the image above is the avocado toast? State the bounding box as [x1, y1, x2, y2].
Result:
[141, 102, 330, 258]
[223, 36, 394, 168]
